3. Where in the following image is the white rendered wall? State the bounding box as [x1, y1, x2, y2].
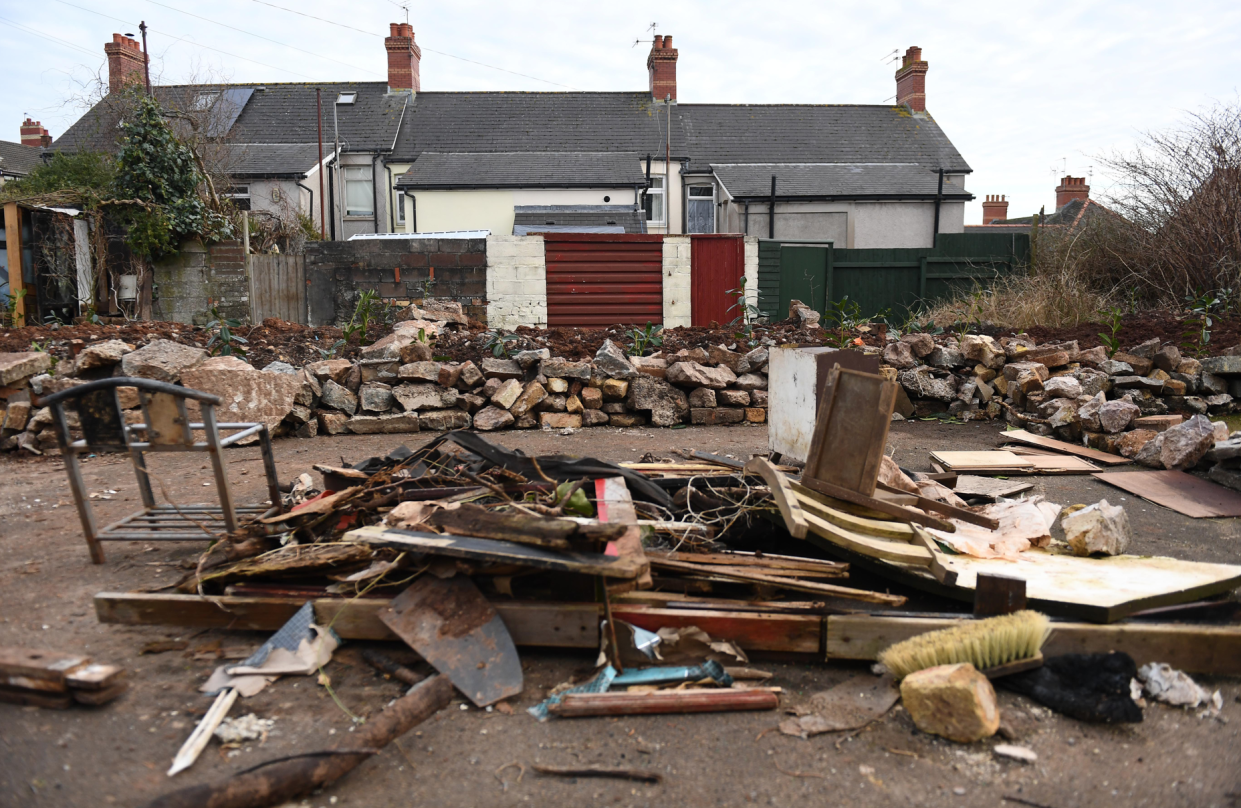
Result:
[486, 235, 546, 329]
[662, 236, 691, 327]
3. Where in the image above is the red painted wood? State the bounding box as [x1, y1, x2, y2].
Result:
[544, 234, 664, 327]
[690, 235, 745, 327]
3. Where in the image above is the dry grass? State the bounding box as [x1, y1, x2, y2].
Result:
[919, 264, 1117, 331]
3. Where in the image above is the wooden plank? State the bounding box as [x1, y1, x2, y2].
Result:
[426, 504, 578, 550]
[0, 684, 72, 709]
[952, 476, 1035, 500]
[1093, 470, 1241, 518]
[648, 558, 905, 605]
[94, 592, 823, 655]
[930, 450, 1035, 470]
[803, 366, 897, 496]
[999, 428, 1131, 465]
[654, 551, 847, 575]
[802, 511, 934, 566]
[873, 481, 1001, 529]
[826, 614, 1241, 675]
[744, 457, 808, 538]
[0, 648, 89, 692]
[800, 476, 955, 532]
[65, 663, 125, 691]
[910, 526, 958, 586]
[551, 689, 778, 717]
[345, 524, 644, 579]
[595, 477, 652, 589]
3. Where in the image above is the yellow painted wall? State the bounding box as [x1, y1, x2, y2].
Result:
[412, 190, 517, 234]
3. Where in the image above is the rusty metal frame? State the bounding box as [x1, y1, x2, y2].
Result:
[36, 377, 282, 564]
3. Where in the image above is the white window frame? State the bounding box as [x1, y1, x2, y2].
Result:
[343, 166, 374, 218]
[645, 175, 666, 225]
[223, 184, 251, 211]
[395, 191, 406, 225]
[687, 184, 715, 234]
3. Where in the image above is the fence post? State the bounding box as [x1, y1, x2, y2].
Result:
[242, 210, 256, 324]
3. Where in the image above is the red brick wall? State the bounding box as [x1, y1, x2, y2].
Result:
[385, 23, 421, 92]
[105, 33, 146, 94]
[647, 35, 678, 101]
[895, 46, 928, 112]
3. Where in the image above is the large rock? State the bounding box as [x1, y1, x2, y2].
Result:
[358, 360, 398, 384]
[419, 409, 471, 431]
[1003, 361, 1049, 382]
[688, 387, 717, 408]
[178, 357, 302, 433]
[1077, 392, 1106, 432]
[1127, 337, 1161, 359]
[473, 406, 515, 431]
[480, 357, 522, 380]
[960, 334, 1005, 370]
[75, 340, 133, 371]
[900, 333, 935, 358]
[708, 344, 748, 373]
[1117, 428, 1158, 459]
[540, 412, 582, 429]
[1098, 399, 1140, 433]
[882, 341, 917, 370]
[666, 362, 737, 390]
[360, 328, 424, 362]
[734, 373, 768, 391]
[898, 368, 956, 402]
[398, 361, 442, 383]
[1112, 352, 1154, 376]
[457, 361, 483, 389]
[789, 300, 821, 328]
[719, 389, 751, 407]
[1077, 345, 1108, 367]
[512, 348, 550, 369]
[580, 387, 603, 409]
[743, 347, 769, 371]
[0, 352, 53, 387]
[540, 358, 592, 380]
[1159, 414, 1217, 470]
[1043, 376, 1082, 399]
[1098, 359, 1134, 376]
[601, 379, 629, 399]
[541, 394, 567, 412]
[317, 410, 350, 435]
[1134, 432, 1166, 467]
[509, 382, 547, 418]
[595, 339, 639, 379]
[120, 340, 206, 383]
[306, 359, 353, 384]
[1075, 367, 1110, 398]
[626, 376, 689, 427]
[1201, 356, 1241, 376]
[398, 299, 469, 326]
[1153, 345, 1182, 373]
[926, 343, 966, 370]
[359, 382, 394, 412]
[393, 382, 457, 412]
[490, 378, 523, 409]
[690, 407, 745, 425]
[346, 412, 420, 434]
[582, 409, 609, 427]
[630, 356, 668, 378]
[399, 340, 434, 365]
[1063, 499, 1131, 556]
[900, 663, 1000, 743]
[320, 379, 359, 415]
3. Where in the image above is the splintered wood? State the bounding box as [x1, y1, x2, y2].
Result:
[0, 647, 126, 709]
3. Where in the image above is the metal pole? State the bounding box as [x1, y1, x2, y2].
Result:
[333, 99, 341, 240]
[316, 89, 326, 239]
[932, 168, 944, 249]
[666, 95, 671, 233]
[139, 22, 151, 95]
[769, 175, 776, 239]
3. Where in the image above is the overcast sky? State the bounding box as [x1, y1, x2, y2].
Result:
[3, 0, 1239, 221]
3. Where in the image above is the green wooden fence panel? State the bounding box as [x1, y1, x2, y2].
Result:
[778, 246, 829, 318]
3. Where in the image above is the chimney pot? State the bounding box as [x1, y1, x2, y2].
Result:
[647, 32, 678, 101]
[385, 21, 421, 92]
[1054, 175, 1090, 211]
[981, 193, 1009, 224]
[894, 45, 928, 112]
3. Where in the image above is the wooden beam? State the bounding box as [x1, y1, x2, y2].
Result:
[791, 483, 914, 540]
[648, 557, 905, 605]
[93, 593, 824, 655]
[743, 457, 808, 538]
[3, 203, 25, 324]
[800, 476, 955, 532]
[825, 614, 1241, 675]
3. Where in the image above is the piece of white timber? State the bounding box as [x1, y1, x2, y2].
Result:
[744, 457, 808, 538]
[168, 687, 237, 776]
[790, 483, 915, 540]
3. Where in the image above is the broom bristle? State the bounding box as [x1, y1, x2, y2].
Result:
[878, 611, 1051, 680]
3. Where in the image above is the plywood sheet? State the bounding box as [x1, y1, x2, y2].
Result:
[1000, 429, 1131, 465]
[952, 476, 1035, 500]
[1093, 470, 1241, 518]
[929, 451, 1034, 470]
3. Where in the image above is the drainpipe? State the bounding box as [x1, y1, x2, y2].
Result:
[744, 200, 750, 236]
[769, 175, 777, 239]
[316, 89, 326, 239]
[932, 168, 944, 249]
[327, 162, 336, 241]
[386, 165, 396, 232]
[372, 154, 381, 234]
[411, 195, 417, 233]
[297, 181, 314, 236]
[680, 159, 689, 235]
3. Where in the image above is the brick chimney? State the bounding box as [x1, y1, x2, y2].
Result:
[385, 23, 421, 92]
[1055, 176, 1089, 211]
[981, 194, 1008, 224]
[20, 118, 52, 148]
[895, 46, 928, 112]
[105, 33, 146, 95]
[647, 34, 678, 101]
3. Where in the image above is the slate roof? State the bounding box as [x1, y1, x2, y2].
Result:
[225, 143, 324, 178]
[513, 204, 646, 234]
[0, 140, 44, 178]
[964, 199, 1120, 235]
[712, 163, 971, 200]
[54, 82, 408, 155]
[395, 152, 645, 189]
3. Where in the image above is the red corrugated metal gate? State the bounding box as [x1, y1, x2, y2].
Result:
[544, 234, 664, 327]
[690, 234, 745, 326]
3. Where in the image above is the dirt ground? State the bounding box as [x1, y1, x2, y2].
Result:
[1, 421, 1239, 808]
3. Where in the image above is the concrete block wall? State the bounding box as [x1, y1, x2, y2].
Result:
[152, 239, 249, 325]
[662, 236, 691, 328]
[744, 236, 759, 314]
[486, 235, 547, 329]
[305, 238, 487, 326]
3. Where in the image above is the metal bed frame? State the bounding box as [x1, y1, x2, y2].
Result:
[35, 377, 283, 564]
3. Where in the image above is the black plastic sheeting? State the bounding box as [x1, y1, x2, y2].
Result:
[348, 430, 673, 509]
[1000, 652, 1144, 723]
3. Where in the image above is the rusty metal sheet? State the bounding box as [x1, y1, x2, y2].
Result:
[378, 575, 522, 707]
[544, 234, 663, 327]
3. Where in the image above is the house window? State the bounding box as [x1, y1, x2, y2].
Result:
[344, 167, 373, 217]
[644, 176, 665, 224]
[395, 192, 406, 224]
[223, 185, 251, 211]
[193, 92, 219, 110]
[687, 185, 714, 234]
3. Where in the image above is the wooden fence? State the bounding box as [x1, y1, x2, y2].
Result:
[249, 254, 306, 324]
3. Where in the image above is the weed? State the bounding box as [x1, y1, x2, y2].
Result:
[1098, 307, 1124, 357]
[29, 339, 59, 369]
[316, 338, 346, 359]
[1180, 290, 1221, 358]
[627, 322, 664, 356]
[482, 330, 520, 358]
[1, 288, 28, 327]
[205, 306, 248, 357]
[822, 296, 863, 349]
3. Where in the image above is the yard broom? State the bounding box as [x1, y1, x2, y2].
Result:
[878, 610, 1052, 680]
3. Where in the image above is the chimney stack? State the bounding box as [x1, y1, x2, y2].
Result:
[647, 34, 678, 101]
[20, 118, 52, 148]
[1055, 176, 1089, 211]
[981, 194, 1008, 224]
[385, 23, 421, 92]
[104, 33, 146, 95]
[895, 46, 928, 112]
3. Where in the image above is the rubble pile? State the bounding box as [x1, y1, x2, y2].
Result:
[877, 332, 1241, 474]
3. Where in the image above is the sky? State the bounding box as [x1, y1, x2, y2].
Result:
[2, 0, 1240, 222]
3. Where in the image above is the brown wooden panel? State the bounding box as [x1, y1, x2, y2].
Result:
[250, 254, 306, 324]
[544, 234, 664, 327]
[1094, 470, 1241, 518]
[803, 367, 897, 497]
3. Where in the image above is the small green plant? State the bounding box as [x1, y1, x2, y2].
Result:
[627, 322, 664, 356]
[823, 296, 863, 349]
[482, 329, 520, 358]
[29, 339, 59, 369]
[1097, 306, 1124, 357]
[316, 338, 346, 359]
[726, 277, 764, 349]
[205, 306, 248, 357]
[1181, 290, 1221, 358]
[1, 288, 28, 327]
